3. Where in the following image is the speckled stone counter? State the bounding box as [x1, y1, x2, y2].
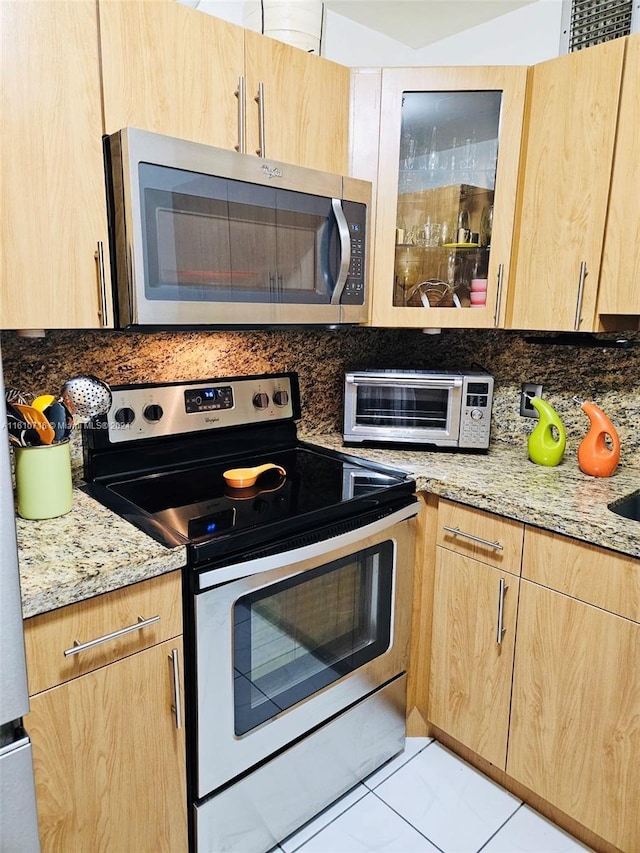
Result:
[16, 489, 185, 619]
[304, 434, 640, 560]
[17, 435, 638, 620]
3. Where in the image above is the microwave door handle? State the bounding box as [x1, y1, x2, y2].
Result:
[330, 198, 351, 305]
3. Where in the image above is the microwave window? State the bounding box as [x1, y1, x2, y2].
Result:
[355, 384, 448, 430]
[139, 164, 340, 304]
[233, 541, 393, 735]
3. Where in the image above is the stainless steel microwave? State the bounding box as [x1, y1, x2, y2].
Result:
[343, 370, 494, 450]
[104, 128, 370, 329]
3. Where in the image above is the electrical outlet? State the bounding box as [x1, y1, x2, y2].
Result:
[520, 383, 543, 418]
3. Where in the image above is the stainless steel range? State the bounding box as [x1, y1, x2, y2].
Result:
[82, 372, 420, 853]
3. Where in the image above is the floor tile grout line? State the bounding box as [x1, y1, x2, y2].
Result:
[474, 801, 525, 853]
[278, 787, 370, 853]
[362, 738, 437, 792]
[280, 740, 437, 853]
[368, 787, 447, 853]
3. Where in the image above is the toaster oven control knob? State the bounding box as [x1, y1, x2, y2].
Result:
[114, 406, 135, 426]
[253, 392, 270, 410]
[470, 408, 483, 421]
[143, 404, 164, 422]
[273, 390, 289, 407]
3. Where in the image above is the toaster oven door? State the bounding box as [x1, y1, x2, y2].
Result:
[343, 373, 463, 446]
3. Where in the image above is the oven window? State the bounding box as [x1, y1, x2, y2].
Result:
[138, 164, 340, 304]
[355, 384, 449, 430]
[233, 541, 394, 735]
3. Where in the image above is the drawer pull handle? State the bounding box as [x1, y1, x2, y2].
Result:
[442, 525, 504, 551]
[496, 577, 508, 644]
[63, 615, 161, 657]
[169, 648, 183, 730]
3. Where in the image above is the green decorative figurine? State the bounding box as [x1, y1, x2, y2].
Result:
[527, 396, 566, 467]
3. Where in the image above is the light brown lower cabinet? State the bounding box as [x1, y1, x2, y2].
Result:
[426, 501, 639, 852]
[507, 580, 640, 852]
[27, 636, 187, 853]
[429, 546, 519, 769]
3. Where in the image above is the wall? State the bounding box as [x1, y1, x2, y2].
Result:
[194, 0, 564, 66]
[1, 327, 638, 464]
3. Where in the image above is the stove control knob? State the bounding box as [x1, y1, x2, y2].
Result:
[273, 390, 289, 407]
[114, 406, 135, 426]
[143, 404, 164, 422]
[470, 408, 483, 421]
[253, 392, 270, 410]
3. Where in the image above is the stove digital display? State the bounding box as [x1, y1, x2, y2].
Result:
[185, 386, 234, 414]
[188, 508, 236, 539]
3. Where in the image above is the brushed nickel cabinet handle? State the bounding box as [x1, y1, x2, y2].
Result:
[442, 525, 504, 551]
[63, 615, 161, 657]
[96, 241, 109, 327]
[493, 263, 504, 327]
[234, 75, 246, 153]
[496, 577, 508, 644]
[574, 261, 587, 330]
[255, 82, 266, 157]
[169, 648, 182, 730]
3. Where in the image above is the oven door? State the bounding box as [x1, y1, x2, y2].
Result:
[343, 372, 463, 446]
[193, 501, 419, 798]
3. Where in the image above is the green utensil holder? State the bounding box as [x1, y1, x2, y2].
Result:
[15, 440, 73, 520]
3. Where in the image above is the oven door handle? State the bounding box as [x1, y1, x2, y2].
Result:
[197, 499, 422, 590]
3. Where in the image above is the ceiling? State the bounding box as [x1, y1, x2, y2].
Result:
[323, 0, 538, 49]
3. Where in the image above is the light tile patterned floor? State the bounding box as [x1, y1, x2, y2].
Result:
[277, 738, 592, 853]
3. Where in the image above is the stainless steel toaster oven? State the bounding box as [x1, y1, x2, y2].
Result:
[343, 369, 494, 450]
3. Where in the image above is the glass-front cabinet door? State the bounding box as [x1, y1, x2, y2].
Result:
[370, 67, 528, 329]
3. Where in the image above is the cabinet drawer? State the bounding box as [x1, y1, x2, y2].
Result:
[24, 570, 183, 695]
[523, 527, 640, 622]
[436, 499, 524, 574]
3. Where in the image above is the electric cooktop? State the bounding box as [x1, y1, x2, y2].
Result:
[82, 373, 415, 566]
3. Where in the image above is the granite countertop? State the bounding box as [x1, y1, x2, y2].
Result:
[17, 437, 638, 620]
[16, 489, 186, 620]
[304, 434, 640, 560]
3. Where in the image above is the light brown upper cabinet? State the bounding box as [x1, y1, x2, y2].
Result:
[0, 0, 112, 330]
[507, 39, 625, 331]
[356, 66, 527, 329]
[597, 33, 640, 325]
[244, 29, 349, 174]
[99, 0, 349, 174]
[99, 0, 245, 150]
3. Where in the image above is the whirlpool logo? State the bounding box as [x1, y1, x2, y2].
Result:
[261, 164, 283, 179]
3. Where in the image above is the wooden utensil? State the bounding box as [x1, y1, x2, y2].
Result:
[222, 462, 286, 489]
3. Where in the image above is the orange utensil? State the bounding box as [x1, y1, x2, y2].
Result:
[223, 463, 286, 489]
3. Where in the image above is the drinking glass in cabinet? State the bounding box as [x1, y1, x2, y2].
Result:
[394, 90, 502, 309]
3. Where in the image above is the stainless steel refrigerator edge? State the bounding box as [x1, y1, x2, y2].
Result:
[0, 348, 41, 852]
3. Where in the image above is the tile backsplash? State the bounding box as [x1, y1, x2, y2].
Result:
[2, 327, 639, 462]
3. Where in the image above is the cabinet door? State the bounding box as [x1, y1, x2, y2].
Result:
[0, 0, 112, 330]
[598, 34, 640, 320]
[508, 582, 640, 851]
[371, 66, 527, 329]
[244, 29, 349, 173]
[508, 40, 625, 331]
[99, 0, 244, 149]
[28, 637, 187, 853]
[429, 547, 519, 769]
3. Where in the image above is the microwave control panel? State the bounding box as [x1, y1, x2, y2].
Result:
[341, 201, 366, 305]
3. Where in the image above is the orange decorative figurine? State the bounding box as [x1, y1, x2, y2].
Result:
[575, 396, 621, 477]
